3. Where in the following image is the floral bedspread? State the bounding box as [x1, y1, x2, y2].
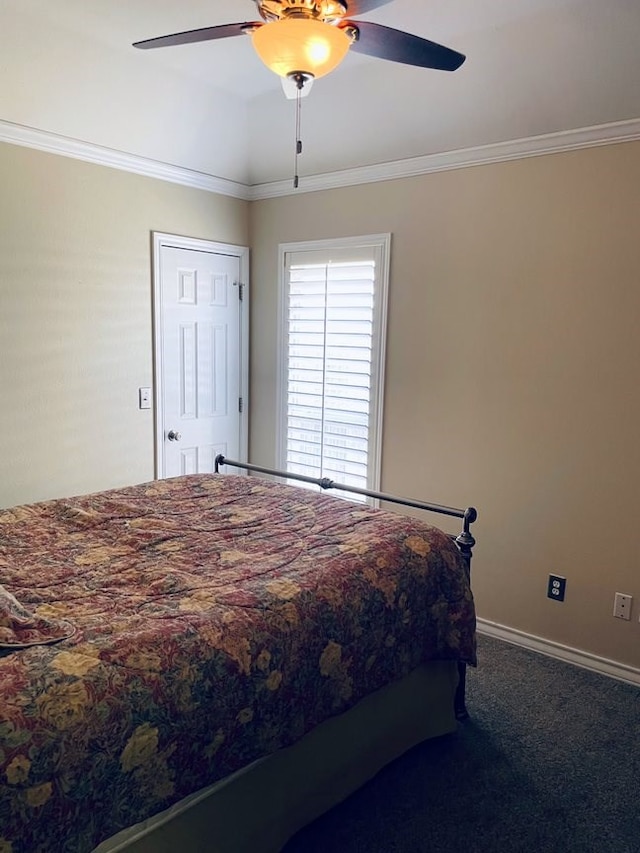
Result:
[0, 474, 476, 853]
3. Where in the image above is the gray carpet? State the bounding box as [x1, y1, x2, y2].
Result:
[283, 635, 640, 853]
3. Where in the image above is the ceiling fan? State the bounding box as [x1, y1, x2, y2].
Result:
[133, 1, 465, 188]
[133, 0, 466, 89]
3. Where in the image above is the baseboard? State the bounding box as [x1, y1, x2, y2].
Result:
[477, 618, 640, 687]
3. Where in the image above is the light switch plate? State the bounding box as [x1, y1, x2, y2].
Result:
[138, 387, 152, 410]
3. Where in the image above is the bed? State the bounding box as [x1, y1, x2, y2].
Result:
[0, 458, 477, 853]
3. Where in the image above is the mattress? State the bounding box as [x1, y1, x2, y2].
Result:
[0, 473, 475, 852]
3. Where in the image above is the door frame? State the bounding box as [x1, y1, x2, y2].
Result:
[152, 231, 250, 479]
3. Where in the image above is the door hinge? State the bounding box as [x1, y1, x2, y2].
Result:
[236, 282, 245, 301]
[238, 396, 244, 414]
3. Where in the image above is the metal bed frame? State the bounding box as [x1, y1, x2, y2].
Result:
[214, 454, 477, 720]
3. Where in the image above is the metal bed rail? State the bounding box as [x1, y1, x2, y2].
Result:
[214, 454, 478, 720]
[213, 454, 477, 567]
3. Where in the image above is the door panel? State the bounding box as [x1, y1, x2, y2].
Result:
[156, 240, 247, 479]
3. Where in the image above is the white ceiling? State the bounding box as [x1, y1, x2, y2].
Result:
[2, 0, 640, 186]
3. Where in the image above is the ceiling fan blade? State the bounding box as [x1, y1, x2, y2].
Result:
[345, 0, 393, 14]
[133, 22, 259, 50]
[348, 21, 465, 71]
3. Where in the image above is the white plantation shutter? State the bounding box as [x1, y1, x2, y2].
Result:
[278, 236, 390, 499]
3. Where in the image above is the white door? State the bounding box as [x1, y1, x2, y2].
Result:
[153, 234, 249, 479]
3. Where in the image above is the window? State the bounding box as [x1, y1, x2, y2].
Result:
[277, 234, 390, 499]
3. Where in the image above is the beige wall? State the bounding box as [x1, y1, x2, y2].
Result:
[249, 141, 640, 669]
[2, 138, 639, 669]
[0, 142, 249, 507]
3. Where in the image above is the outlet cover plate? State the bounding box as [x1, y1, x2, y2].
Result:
[613, 593, 632, 620]
[547, 574, 566, 602]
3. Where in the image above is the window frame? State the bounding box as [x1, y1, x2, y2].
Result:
[276, 233, 391, 495]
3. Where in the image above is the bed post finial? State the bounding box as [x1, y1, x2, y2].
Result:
[455, 506, 477, 572]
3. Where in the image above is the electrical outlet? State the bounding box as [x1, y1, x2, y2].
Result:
[547, 574, 566, 602]
[613, 593, 632, 620]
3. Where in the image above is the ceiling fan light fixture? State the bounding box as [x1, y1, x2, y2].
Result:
[251, 18, 351, 79]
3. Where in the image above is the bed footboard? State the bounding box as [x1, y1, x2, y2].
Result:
[214, 455, 477, 721]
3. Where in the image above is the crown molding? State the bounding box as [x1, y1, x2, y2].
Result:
[249, 117, 640, 199]
[2, 117, 639, 202]
[0, 119, 251, 200]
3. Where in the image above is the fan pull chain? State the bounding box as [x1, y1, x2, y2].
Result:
[293, 75, 304, 189]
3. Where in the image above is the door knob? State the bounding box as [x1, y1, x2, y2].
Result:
[167, 429, 182, 442]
